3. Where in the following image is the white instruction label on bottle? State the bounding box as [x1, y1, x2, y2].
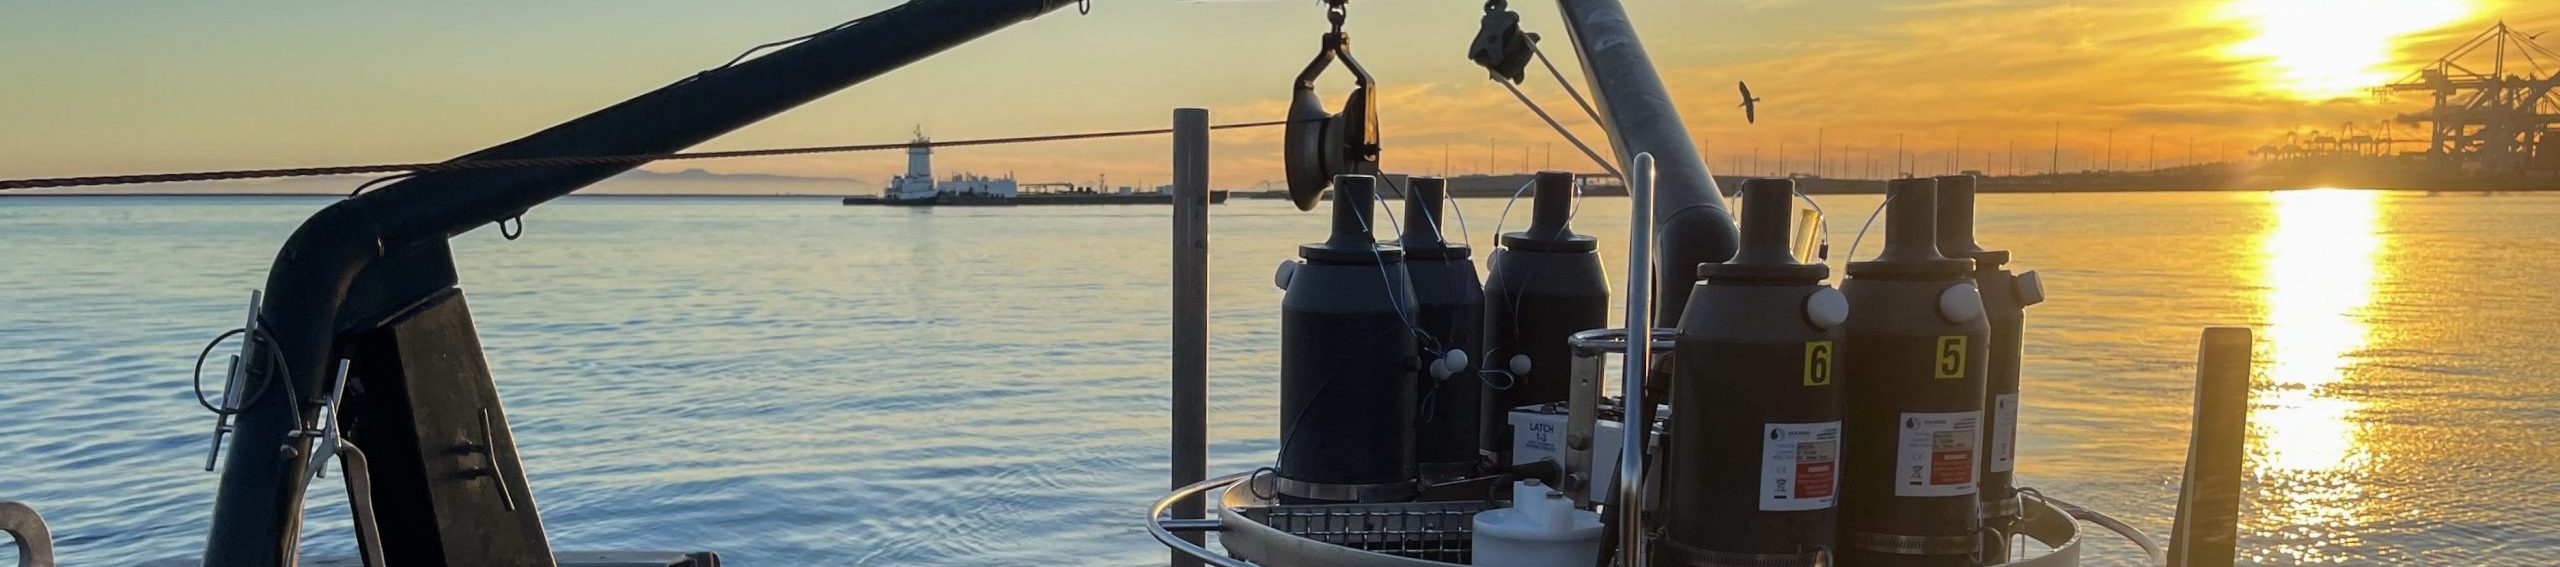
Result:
[1759, 421, 1841, 511]
[1989, 393, 2018, 473]
[1894, 411, 1981, 497]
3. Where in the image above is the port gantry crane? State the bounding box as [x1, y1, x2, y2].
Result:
[2376, 21, 2560, 175]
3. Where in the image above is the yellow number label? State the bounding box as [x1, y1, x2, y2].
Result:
[1803, 341, 1834, 386]
[1935, 335, 1967, 379]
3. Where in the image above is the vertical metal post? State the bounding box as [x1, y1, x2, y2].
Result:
[1169, 107, 1212, 567]
[1617, 153, 1656, 567]
[2169, 327, 2251, 567]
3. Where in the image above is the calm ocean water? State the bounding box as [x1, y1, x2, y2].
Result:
[3, 189, 2557, 566]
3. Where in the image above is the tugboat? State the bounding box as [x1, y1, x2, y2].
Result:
[841, 128, 1229, 206]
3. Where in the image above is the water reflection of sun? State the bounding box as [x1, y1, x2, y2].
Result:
[2250, 189, 2386, 562]
[2219, 0, 2476, 99]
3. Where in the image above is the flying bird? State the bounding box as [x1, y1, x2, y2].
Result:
[1738, 81, 1762, 124]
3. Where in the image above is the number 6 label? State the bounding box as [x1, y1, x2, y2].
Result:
[1803, 341, 1833, 386]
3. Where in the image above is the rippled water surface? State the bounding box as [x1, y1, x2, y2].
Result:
[4, 190, 2557, 565]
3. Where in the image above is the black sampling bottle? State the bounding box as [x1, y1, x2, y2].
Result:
[1931, 175, 2045, 550]
[1275, 174, 1421, 503]
[1836, 178, 1990, 567]
[1662, 179, 1848, 567]
[1397, 177, 1489, 481]
[1479, 171, 1609, 464]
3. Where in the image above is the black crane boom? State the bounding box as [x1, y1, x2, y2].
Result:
[203, 2, 1079, 565]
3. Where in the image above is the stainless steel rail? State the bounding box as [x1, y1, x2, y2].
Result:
[2039, 493, 2159, 564]
[1148, 472, 1259, 567]
[1614, 152, 1657, 567]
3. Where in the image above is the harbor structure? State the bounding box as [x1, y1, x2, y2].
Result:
[881, 127, 1019, 202]
[2377, 21, 2560, 175]
[847, 127, 1226, 206]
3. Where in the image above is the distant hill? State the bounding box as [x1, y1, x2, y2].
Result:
[617, 168, 855, 184]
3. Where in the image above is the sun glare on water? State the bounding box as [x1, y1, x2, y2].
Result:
[2248, 189, 2391, 562]
[2221, 0, 2476, 99]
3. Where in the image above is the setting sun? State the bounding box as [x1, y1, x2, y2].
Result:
[2222, 0, 2478, 99]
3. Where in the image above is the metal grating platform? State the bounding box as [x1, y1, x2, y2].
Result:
[1242, 500, 1491, 564]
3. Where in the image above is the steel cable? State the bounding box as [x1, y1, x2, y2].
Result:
[0, 120, 1292, 191]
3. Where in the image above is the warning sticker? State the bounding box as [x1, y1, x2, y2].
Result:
[1989, 393, 2018, 473]
[1760, 421, 1841, 511]
[1894, 411, 1981, 497]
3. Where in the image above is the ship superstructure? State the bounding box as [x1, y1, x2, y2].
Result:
[846, 127, 1226, 206]
[883, 127, 1018, 203]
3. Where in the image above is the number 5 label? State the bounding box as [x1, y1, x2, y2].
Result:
[1935, 335, 1966, 379]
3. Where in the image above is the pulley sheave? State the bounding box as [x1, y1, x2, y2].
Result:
[1283, 2, 1380, 211]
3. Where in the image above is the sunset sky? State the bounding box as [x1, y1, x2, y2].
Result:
[3, 0, 2556, 189]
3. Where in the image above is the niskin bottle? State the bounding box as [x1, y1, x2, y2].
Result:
[1480, 171, 1608, 464]
[1275, 174, 1421, 503]
[1837, 178, 1990, 567]
[1398, 176, 1489, 481]
[1932, 175, 2044, 551]
[1663, 179, 1847, 567]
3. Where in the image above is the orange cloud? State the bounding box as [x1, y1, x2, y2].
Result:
[9, 1, 2554, 190]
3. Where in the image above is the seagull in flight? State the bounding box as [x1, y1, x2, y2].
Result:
[1738, 81, 1762, 124]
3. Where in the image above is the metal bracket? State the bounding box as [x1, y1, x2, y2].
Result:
[203, 354, 240, 472]
[302, 358, 354, 479]
[1564, 337, 1601, 508]
[203, 290, 263, 472]
[457, 408, 523, 511]
[270, 356, 387, 567]
[1563, 327, 1679, 511]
